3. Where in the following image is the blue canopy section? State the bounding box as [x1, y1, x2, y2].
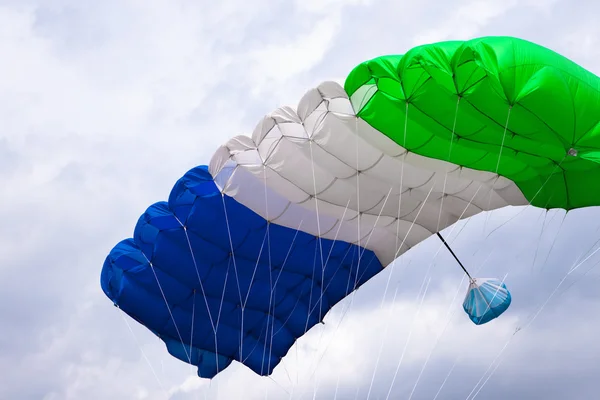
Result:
[101, 165, 383, 378]
[462, 278, 512, 325]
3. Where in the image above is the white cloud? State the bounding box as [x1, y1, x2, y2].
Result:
[248, 17, 340, 88]
[410, 0, 559, 45]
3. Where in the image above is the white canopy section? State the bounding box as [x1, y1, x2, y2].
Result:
[209, 81, 528, 266]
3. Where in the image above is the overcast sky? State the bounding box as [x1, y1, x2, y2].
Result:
[2, 0, 600, 399]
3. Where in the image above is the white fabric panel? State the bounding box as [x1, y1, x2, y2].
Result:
[208, 81, 528, 266]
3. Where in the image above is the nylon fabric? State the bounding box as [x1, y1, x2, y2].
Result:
[209, 81, 527, 265]
[101, 35, 600, 378]
[462, 278, 512, 325]
[344, 36, 600, 210]
[101, 166, 382, 378]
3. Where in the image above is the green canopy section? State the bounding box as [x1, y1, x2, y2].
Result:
[344, 36, 600, 210]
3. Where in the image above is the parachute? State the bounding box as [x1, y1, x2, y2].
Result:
[100, 36, 600, 379]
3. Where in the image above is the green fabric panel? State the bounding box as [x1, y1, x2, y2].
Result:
[344, 36, 600, 210]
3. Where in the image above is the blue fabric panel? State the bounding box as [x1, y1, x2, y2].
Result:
[164, 337, 233, 378]
[101, 165, 383, 378]
[463, 278, 512, 325]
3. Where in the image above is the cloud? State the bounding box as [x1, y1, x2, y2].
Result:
[2, 0, 600, 399]
[407, 0, 559, 45]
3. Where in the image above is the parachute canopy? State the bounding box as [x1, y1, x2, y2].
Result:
[103, 166, 381, 377]
[344, 36, 600, 210]
[101, 36, 600, 379]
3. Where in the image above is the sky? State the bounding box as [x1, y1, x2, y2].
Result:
[1, 0, 600, 399]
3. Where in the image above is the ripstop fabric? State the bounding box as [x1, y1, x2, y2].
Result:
[101, 166, 382, 378]
[101, 36, 600, 378]
[209, 80, 527, 266]
[462, 278, 512, 325]
[344, 36, 600, 210]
